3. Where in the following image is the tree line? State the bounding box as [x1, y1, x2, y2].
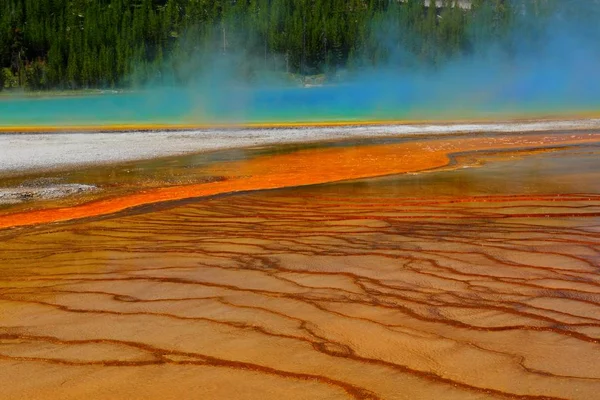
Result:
[0, 0, 550, 90]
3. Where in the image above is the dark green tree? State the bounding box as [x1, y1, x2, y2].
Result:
[0, 0, 520, 90]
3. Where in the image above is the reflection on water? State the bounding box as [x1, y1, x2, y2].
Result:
[332, 145, 600, 197]
[0, 137, 599, 399]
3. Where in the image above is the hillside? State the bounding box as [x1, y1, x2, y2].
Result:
[0, 0, 549, 90]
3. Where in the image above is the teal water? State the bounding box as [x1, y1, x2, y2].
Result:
[1, 83, 599, 127]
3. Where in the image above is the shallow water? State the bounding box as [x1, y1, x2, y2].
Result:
[0, 135, 599, 399]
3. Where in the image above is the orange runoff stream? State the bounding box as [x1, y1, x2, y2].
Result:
[1, 132, 599, 230]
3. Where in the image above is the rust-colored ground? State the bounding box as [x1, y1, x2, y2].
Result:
[0, 133, 599, 399]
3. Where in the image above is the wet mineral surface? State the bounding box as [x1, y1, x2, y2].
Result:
[0, 131, 599, 399]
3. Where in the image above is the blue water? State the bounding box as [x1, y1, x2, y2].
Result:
[1, 83, 598, 127]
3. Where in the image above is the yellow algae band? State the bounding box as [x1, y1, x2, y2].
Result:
[1, 132, 599, 230]
[2, 113, 600, 133]
[0, 120, 460, 133]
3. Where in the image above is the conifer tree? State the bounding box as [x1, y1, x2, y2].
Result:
[0, 0, 520, 90]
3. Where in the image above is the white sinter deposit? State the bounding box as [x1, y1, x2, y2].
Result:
[1, 119, 599, 176]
